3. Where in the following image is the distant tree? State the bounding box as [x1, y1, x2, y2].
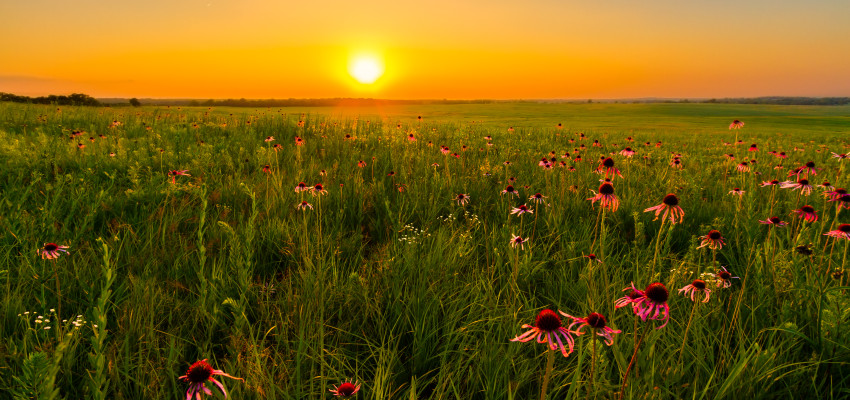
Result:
[129, 98, 142, 107]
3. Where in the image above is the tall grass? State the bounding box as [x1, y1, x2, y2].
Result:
[0, 102, 848, 398]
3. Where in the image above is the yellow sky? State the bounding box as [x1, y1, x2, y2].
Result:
[1, 0, 848, 99]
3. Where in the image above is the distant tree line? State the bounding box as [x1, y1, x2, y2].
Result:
[181, 98, 498, 108]
[0, 92, 101, 106]
[698, 97, 850, 106]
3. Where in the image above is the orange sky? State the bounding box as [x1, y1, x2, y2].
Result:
[1, 0, 848, 99]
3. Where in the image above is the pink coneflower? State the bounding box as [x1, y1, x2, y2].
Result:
[831, 152, 848, 160]
[262, 165, 271, 174]
[615, 283, 645, 310]
[786, 166, 804, 178]
[296, 201, 313, 210]
[407, 133, 416, 142]
[780, 178, 813, 195]
[264, 136, 275, 142]
[38, 243, 69, 260]
[508, 127, 515, 133]
[562, 312, 620, 345]
[619, 147, 635, 157]
[670, 158, 683, 169]
[484, 135, 492, 140]
[759, 216, 787, 227]
[729, 120, 744, 129]
[108, 152, 116, 157]
[824, 224, 850, 240]
[454, 193, 470, 205]
[311, 183, 328, 196]
[501, 185, 518, 196]
[587, 182, 620, 212]
[294, 136, 304, 146]
[168, 170, 190, 184]
[592, 139, 602, 147]
[584, 253, 602, 263]
[799, 161, 818, 176]
[698, 230, 726, 250]
[510, 309, 577, 357]
[387, 171, 395, 177]
[596, 157, 623, 179]
[713, 266, 740, 288]
[728, 188, 745, 196]
[818, 182, 832, 190]
[830, 194, 850, 210]
[633, 283, 671, 328]
[511, 204, 534, 215]
[725, 154, 735, 160]
[510, 234, 528, 249]
[644, 194, 685, 224]
[736, 162, 750, 172]
[273, 144, 283, 151]
[329, 380, 361, 397]
[179, 359, 243, 400]
[761, 179, 780, 187]
[825, 188, 847, 201]
[791, 205, 818, 222]
[748, 144, 758, 152]
[294, 181, 310, 193]
[357, 160, 367, 168]
[678, 279, 711, 303]
[776, 151, 787, 159]
[440, 146, 450, 155]
[529, 193, 547, 204]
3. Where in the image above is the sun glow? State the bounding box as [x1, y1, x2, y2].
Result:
[348, 55, 384, 85]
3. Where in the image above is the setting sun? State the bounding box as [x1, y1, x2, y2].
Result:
[348, 55, 384, 85]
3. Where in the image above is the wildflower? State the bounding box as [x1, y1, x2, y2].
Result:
[725, 154, 735, 160]
[736, 162, 750, 172]
[264, 136, 275, 142]
[759, 216, 787, 227]
[169, 170, 190, 184]
[311, 183, 328, 196]
[329, 380, 361, 397]
[501, 185, 518, 196]
[295, 136, 304, 146]
[728, 188, 745, 196]
[407, 133, 416, 142]
[529, 193, 547, 204]
[825, 188, 847, 201]
[644, 194, 685, 224]
[799, 161, 818, 176]
[824, 224, 850, 240]
[273, 144, 283, 151]
[584, 254, 602, 263]
[761, 179, 780, 187]
[562, 312, 621, 345]
[780, 179, 813, 195]
[818, 182, 832, 190]
[262, 165, 271, 174]
[619, 147, 635, 157]
[729, 120, 744, 129]
[776, 151, 787, 159]
[510, 234, 528, 249]
[179, 359, 243, 400]
[633, 283, 671, 328]
[831, 194, 850, 210]
[615, 283, 646, 310]
[596, 157, 623, 178]
[678, 279, 711, 302]
[454, 193, 470, 205]
[510, 205, 533, 216]
[108, 152, 116, 157]
[38, 243, 69, 260]
[357, 160, 367, 168]
[712, 266, 739, 288]
[296, 201, 313, 210]
[831, 152, 848, 160]
[698, 230, 726, 250]
[510, 309, 577, 357]
[587, 182, 620, 211]
[294, 182, 310, 193]
[791, 205, 818, 222]
[748, 144, 758, 152]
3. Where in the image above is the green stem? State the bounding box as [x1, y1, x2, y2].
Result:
[540, 348, 555, 400]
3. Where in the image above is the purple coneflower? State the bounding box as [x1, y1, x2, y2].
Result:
[748, 144, 758, 152]
[596, 157, 623, 179]
[761, 179, 780, 187]
[311, 183, 328, 196]
[329, 380, 361, 397]
[510, 309, 577, 357]
[510, 234, 528, 249]
[587, 182, 620, 212]
[454, 193, 470, 205]
[729, 120, 744, 129]
[619, 147, 635, 157]
[511, 204, 533, 215]
[294, 181, 310, 193]
[264, 136, 275, 142]
[501, 185, 518, 196]
[179, 359, 243, 400]
[562, 312, 621, 345]
[678, 279, 711, 303]
[633, 283, 671, 328]
[713, 266, 739, 288]
[529, 193, 547, 204]
[38, 243, 69, 260]
[169, 170, 190, 184]
[824, 224, 850, 240]
[584, 254, 602, 263]
[831, 152, 848, 160]
[644, 194, 685, 224]
[825, 188, 847, 201]
[780, 179, 813, 195]
[296, 201, 313, 210]
[818, 182, 832, 190]
[791, 205, 818, 222]
[728, 188, 745, 196]
[759, 216, 787, 227]
[615, 283, 646, 310]
[736, 162, 750, 172]
[262, 165, 271, 174]
[698, 230, 726, 250]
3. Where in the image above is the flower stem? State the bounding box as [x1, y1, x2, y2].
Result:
[589, 334, 598, 400]
[651, 217, 667, 278]
[540, 347, 555, 400]
[677, 300, 698, 364]
[620, 323, 649, 400]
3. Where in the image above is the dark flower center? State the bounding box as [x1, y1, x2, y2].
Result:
[506, 185, 515, 192]
[535, 309, 562, 332]
[587, 254, 596, 260]
[314, 184, 324, 191]
[801, 205, 815, 213]
[644, 283, 669, 303]
[836, 188, 847, 195]
[692, 279, 706, 290]
[599, 183, 615, 195]
[662, 194, 679, 206]
[534, 193, 542, 198]
[586, 313, 607, 329]
[298, 182, 306, 188]
[627, 290, 643, 300]
[518, 205, 528, 211]
[795, 245, 813, 255]
[740, 162, 748, 166]
[770, 180, 779, 185]
[602, 157, 615, 167]
[185, 361, 213, 383]
[708, 230, 722, 240]
[718, 271, 732, 280]
[337, 382, 357, 396]
[838, 224, 850, 233]
[798, 179, 809, 185]
[457, 194, 466, 199]
[822, 182, 831, 187]
[44, 243, 58, 252]
[806, 161, 815, 168]
[769, 217, 781, 224]
[625, 147, 632, 152]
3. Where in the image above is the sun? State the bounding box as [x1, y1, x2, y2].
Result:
[348, 55, 384, 85]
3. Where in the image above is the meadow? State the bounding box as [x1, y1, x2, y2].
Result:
[0, 101, 849, 399]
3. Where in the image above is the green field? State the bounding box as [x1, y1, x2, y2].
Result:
[1, 102, 848, 399]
